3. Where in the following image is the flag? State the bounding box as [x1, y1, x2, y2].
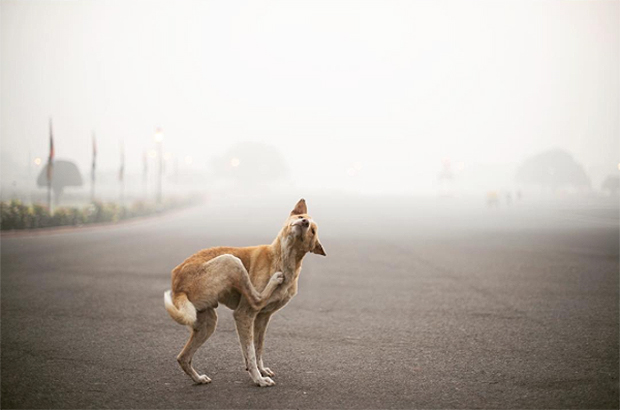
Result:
[47, 118, 54, 183]
[119, 143, 125, 182]
[91, 132, 97, 182]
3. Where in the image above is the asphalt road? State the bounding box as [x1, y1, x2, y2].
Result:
[1, 197, 618, 409]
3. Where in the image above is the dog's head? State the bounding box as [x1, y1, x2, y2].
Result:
[283, 198, 326, 256]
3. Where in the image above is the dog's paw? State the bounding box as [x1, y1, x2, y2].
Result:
[271, 272, 284, 285]
[195, 374, 212, 384]
[255, 376, 276, 387]
[259, 367, 275, 377]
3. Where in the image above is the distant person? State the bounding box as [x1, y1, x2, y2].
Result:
[505, 192, 512, 205]
[486, 191, 499, 207]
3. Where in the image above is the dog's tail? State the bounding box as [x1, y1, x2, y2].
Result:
[164, 290, 197, 327]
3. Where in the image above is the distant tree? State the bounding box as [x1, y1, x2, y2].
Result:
[37, 160, 83, 204]
[602, 175, 619, 195]
[516, 149, 590, 190]
[211, 142, 290, 186]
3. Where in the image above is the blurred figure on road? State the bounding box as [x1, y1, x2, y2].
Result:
[486, 191, 499, 207]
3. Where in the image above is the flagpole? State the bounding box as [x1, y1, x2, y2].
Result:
[91, 131, 97, 203]
[28, 148, 32, 203]
[119, 141, 125, 207]
[155, 128, 163, 205]
[142, 150, 148, 200]
[48, 176, 52, 213]
[47, 118, 54, 214]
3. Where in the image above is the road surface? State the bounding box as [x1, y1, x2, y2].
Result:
[2, 197, 618, 408]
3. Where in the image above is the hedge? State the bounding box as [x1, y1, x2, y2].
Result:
[0, 198, 198, 231]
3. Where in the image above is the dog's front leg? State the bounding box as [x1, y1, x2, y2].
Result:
[233, 306, 275, 387]
[254, 312, 275, 377]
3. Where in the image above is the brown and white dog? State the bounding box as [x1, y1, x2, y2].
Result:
[164, 199, 326, 387]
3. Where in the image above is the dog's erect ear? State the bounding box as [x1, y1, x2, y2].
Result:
[312, 240, 326, 256]
[290, 198, 307, 216]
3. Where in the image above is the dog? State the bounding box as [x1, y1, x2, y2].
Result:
[164, 198, 326, 387]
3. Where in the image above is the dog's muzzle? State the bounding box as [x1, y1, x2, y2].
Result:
[291, 218, 309, 228]
[290, 218, 310, 236]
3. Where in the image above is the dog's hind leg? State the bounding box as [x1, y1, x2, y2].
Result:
[177, 308, 217, 384]
[227, 258, 283, 309]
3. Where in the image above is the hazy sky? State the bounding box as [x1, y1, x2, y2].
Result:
[1, 0, 618, 194]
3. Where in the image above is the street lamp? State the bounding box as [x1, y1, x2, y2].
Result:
[155, 127, 164, 204]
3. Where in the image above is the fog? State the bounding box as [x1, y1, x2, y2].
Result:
[1, 0, 618, 201]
